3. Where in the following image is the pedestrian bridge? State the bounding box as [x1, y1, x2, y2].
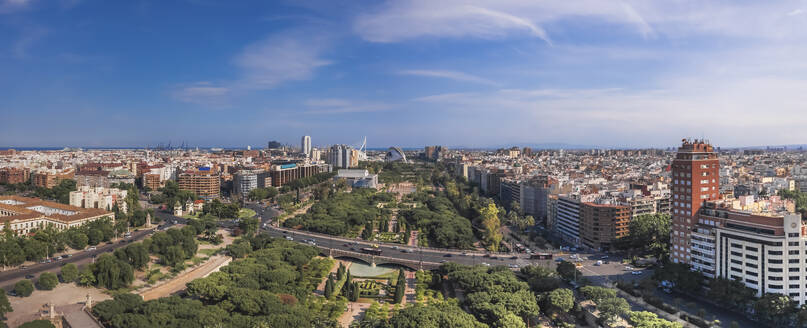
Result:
[318, 247, 441, 271]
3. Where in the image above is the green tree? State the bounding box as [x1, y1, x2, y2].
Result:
[387, 302, 486, 328]
[37, 272, 58, 290]
[14, 279, 34, 297]
[480, 203, 503, 251]
[161, 245, 186, 267]
[93, 254, 134, 289]
[628, 311, 682, 328]
[0, 289, 12, 318]
[239, 217, 260, 236]
[597, 297, 630, 325]
[579, 286, 617, 303]
[546, 288, 574, 316]
[754, 293, 796, 325]
[60, 263, 78, 283]
[324, 276, 334, 299]
[394, 269, 406, 304]
[619, 213, 670, 258]
[555, 261, 579, 282]
[77, 267, 96, 286]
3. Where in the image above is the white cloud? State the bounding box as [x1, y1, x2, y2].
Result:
[303, 98, 394, 114]
[174, 29, 331, 105]
[232, 31, 331, 90]
[398, 69, 498, 85]
[354, 1, 807, 43]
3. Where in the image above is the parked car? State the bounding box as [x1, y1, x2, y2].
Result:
[87, 246, 97, 251]
[285, 236, 293, 241]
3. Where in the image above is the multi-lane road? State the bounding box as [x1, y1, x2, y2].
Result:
[0, 228, 160, 290]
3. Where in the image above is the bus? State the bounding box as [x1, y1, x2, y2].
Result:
[360, 247, 382, 256]
[530, 253, 553, 260]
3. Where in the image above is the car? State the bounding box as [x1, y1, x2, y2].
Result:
[344, 243, 350, 247]
[443, 254, 452, 257]
[39, 259, 46, 264]
[555, 257, 565, 262]
[510, 255, 518, 259]
[600, 255, 609, 260]
[595, 260, 602, 266]
[631, 271, 643, 275]
[285, 236, 293, 241]
[19, 265, 27, 269]
[440, 260, 447, 263]
[25, 274, 34, 279]
[483, 254, 491, 258]
[392, 246, 399, 250]
[481, 262, 490, 266]
[624, 266, 633, 271]
[508, 264, 519, 269]
[405, 249, 414, 253]
[8, 291, 16, 297]
[91, 254, 97, 258]
[88, 246, 97, 251]
[461, 252, 468, 256]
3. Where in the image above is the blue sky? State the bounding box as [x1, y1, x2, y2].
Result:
[2, 0, 807, 149]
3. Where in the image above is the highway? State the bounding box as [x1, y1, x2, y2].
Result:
[0, 227, 159, 290]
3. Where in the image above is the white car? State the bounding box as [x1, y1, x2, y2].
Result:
[631, 271, 643, 275]
[624, 266, 633, 271]
[285, 236, 293, 241]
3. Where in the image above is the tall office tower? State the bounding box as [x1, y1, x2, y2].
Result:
[670, 139, 720, 264]
[301, 136, 312, 158]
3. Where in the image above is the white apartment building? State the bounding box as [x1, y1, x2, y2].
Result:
[691, 202, 807, 304]
[69, 186, 128, 213]
[556, 195, 581, 247]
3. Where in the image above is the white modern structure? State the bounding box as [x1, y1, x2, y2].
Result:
[336, 169, 378, 189]
[301, 136, 312, 158]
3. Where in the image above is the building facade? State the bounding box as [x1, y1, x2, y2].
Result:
[178, 171, 221, 199]
[671, 139, 720, 264]
[580, 202, 631, 251]
[0, 196, 113, 235]
[556, 195, 582, 247]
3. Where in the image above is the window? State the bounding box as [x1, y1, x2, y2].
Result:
[770, 250, 783, 255]
[769, 284, 783, 289]
[770, 259, 783, 264]
[791, 284, 801, 289]
[791, 276, 801, 281]
[746, 279, 757, 285]
[745, 254, 758, 261]
[770, 276, 783, 280]
[770, 268, 783, 272]
[748, 263, 758, 269]
[790, 233, 800, 238]
[790, 259, 800, 264]
[791, 267, 801, 272]
[731, 251, 742, 257]
[746, 246, 758, 252]
[731, 267, 742, 273]
[790, 250, 800, 255]
[790, 241, 800, 246]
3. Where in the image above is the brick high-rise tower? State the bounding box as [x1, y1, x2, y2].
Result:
[670, 139, 719, 264]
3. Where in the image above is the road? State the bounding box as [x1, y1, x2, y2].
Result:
[0, 227, 160, 290]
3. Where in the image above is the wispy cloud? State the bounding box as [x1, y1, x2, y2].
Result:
[12, 27, 47, 59]
[171, 82, 231, 107]
[174, 29, 332, 106]
[303, 98, 394, 114]
[354, 1, 807, 44]
[0, 0, 33, 14]
[398, 69, 498, 86]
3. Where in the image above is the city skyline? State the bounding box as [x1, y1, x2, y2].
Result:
[3, 1, 807, 148]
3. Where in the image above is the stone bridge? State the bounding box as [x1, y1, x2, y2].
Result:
[317, 247, 442, 271]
